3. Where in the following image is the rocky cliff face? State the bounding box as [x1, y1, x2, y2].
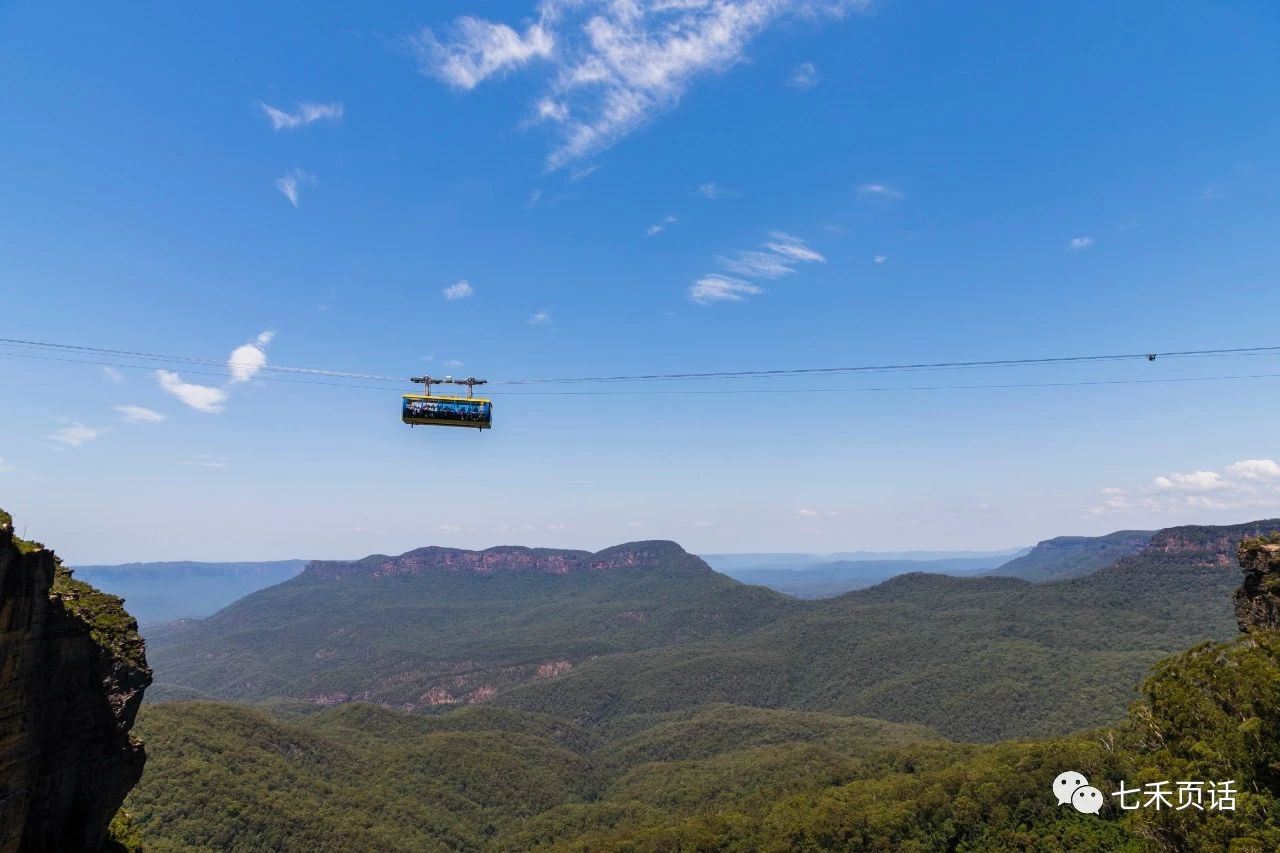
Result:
[305, 540, 702, 580]
[0, 510, 151, 852]
[1236, 535, 1280, 632]
[1143, 519, 1280, 566]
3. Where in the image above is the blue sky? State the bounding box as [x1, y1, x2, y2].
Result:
[2, 0, 1280, 562]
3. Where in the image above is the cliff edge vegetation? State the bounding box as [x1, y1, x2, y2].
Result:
[0, 508, 151, 852]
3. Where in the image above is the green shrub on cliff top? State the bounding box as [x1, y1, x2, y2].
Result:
[52, 564, 149, 672]
[2, 508, 148, 672]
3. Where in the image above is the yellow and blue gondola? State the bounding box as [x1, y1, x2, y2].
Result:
[401, 393, 492, 430]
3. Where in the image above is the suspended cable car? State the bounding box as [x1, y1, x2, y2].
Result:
[403, 376, 492, 431]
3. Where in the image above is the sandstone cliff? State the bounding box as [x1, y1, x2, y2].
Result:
[0, 510, 151, 852]
[1236, 534, 1280, 632]
[304, 540, 702, 580]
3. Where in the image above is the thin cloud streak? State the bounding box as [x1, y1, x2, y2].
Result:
[689, 274, 762, 305]
[259, 102, 344, 130]
[45, 423, 101, 448]
[645, 215, 677, 237]
[276, 169, 314, 207]
[857, 183, 903, 199]
[114, 405, 166, 424]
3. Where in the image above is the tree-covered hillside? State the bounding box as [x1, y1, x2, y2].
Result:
[126, 701, 932, 852]
[718, 554, 1011, 598]
[127, 629, 1280, 852]
[123, 526, 1280, 850]
[147, 521, 1280, 742]
[147, 541, 803, 708]
[987, 529, 1153, 581]
[497, 559, 1243, 740]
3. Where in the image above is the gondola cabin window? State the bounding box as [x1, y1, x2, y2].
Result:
[401, 395, 493, 430]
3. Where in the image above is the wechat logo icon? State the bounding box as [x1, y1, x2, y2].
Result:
[1054, 771, 1103, 814]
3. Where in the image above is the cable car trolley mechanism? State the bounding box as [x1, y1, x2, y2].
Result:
[403, 376, 492, 431]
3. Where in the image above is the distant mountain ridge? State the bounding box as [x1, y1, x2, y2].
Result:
[702, 547, 1026, 573]
[986, 530, 1153, 581]
[73, 559, 308, 626]
[305, 541, 695, 580]
[990, 519, 1280, 582]
[147, 519, 1280, 742]
[719, 554, 1013, 598]
[123, 529, 1280, 852]
[146, 541, 801, 712]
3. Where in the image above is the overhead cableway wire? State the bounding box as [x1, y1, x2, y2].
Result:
[3, 336, 1280, 388]
[4, 344, 1280, 397]
[492, 346, 1280, 385]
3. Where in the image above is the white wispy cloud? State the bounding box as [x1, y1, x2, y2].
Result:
[413, 16, 555, 90]
[155, 332, 275, 413]
[797, 507, 817, 516]
[695, 181, 734, 199]
[259, 101, 344, 130]
[443, 280, 474, 300]
[534, 97, 570, 122]
[415, 2, 869, 169]
[693, 230, 824, 303]
[787, 60, 820, 90]
[0, 457, 12, 473]
[857, 182, 903, 199]
[1068, 236, 1094, 251]
[45, 423, 101, 448]
[101, 366, 125, 384]
[445, 359, 465, 368]
[765, 231, 826, 262]
[689, 274, 763, 304]
[527, 188, 543, 208]
[156, 371, 229, 414]
[874, 255, 887, 264]
[719, 232, 824, 278]
[1090, 458, 1280, 516]
[276, 169, 314, 208]
[228, 331, 274, 384]
[528, 309, 552, 325]
[645, 214, 677, 236]
[568, 163, 600, 182]
[114, 405, 166, 424]
[720, 250, 797, 278]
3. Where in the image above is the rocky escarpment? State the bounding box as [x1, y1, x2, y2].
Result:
[0, 510, 151, 852]
[1236, 534, 1280, 631]
[305, 540, 703, 580]
[988, 529, 1153, 581]
[1142, 519, 1280, 566]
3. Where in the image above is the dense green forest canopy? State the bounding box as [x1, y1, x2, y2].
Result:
[126, 629, 1280, 851]
[148, 520, 1280, 741]
[123, 521, 1280, 850]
